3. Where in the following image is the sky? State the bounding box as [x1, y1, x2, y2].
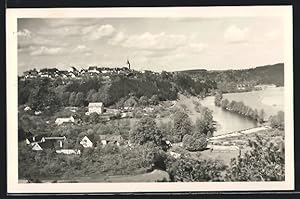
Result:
[17, 17, 284, 74]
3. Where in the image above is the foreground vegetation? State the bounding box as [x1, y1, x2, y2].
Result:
[19, 131, 285, 182]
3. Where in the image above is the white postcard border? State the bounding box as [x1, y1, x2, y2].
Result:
[6, 6, 294, 193]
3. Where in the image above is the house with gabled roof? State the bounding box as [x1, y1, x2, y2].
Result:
[79, 136, 94, 148]
[28, 135, 66, 151]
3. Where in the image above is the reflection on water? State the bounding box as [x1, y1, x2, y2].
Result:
[201, 96, 258, 136]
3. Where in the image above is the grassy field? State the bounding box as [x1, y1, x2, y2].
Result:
[223, 87, 284, 119]
[19, 169, 170, 183]
[189, 149, 239, 165]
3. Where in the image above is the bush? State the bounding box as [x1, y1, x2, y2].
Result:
[182, 134, 207, 151]
[166, 157, 227, 182]
[270, 111, 284, 130]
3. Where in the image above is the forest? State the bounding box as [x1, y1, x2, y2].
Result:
[180, 63, 284, 93]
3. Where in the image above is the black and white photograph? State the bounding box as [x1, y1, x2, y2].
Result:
[6, 6, 294, 193]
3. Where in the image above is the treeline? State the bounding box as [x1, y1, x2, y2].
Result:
[180, 63, 284, 93]
[215, 92, 265, 122]
[18, 71, 217, 113]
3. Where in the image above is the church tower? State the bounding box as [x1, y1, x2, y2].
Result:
[126, 59, 131, 70]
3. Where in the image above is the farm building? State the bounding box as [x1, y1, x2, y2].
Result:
[55, 116, 75, 125]
[88, 102, 104, 114]
[99, 135, 123, 146]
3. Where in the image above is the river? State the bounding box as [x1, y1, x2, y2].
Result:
[201, 96, 258, 136]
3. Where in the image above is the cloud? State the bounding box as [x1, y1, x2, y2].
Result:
[185, 43, 207, 53]
[38, 23, 115, 40]
[18, 28, 68, 50]
[121, 32, 187, 51]
[30, 46, 63, 56]
[83, 24, 115, 40]
[38, 25, 82, 37]
[108, 31, 126, 45]
[17, 29, 32, 37]
[72, 45, 92, 54]
[44, 19, 97, 28]
[224, 25, 248, 43]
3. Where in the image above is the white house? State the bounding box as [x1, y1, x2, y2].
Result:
[32, 143, 43, 151]
[24, 106, 31, 112]
[56, 149, 81, 155]
[80, 136, 94, 148]
[88, 102, 104, 114]
[55, 116, 75, 125]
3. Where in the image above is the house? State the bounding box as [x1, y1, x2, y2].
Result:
[25, 134, 47, 144]
[30, 136, 66, 151]
[120, 112, 134, 118]
[88, 66, 100, 74]
[88, 102, 104, 114]
[79, 136, 94, 148]
[55, 116, 75, 125]
[24, 106, 31, 112]
[99, 135, 123, 146]
[34, 111, 42, 115]
[254, 84, 276, 90]
[56, 149, 81, 155]
[41, 136, 66, 148]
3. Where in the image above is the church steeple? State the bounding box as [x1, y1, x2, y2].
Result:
[126, 59, 131, 70]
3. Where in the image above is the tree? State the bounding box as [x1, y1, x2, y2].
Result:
[27, 78, 60, 112]
[173, 110, 192, 142]
[221, 99, 229, 109]
[86, 89, 96, 102]
[182, 134, 207, 151]
[150, 94, 159, 105]
[194, 107, 216, 137]
[259, 109, 265, 123]
[124, 96, 138, 107]
[129, 116, 163, 146]
[138, 96, 149, 107]
[69, 92, 77, 106]
[225, 135, 285, 181]
[214, 91, 223, 106]
[75, 92, 85, 107]
[270, 111, 284, 130]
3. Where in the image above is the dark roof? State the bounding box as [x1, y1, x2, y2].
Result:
[38, 141, 55, 149]
[99, 135, 123, 142]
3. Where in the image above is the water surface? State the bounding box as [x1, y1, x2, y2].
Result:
[201, 96, 258, 136]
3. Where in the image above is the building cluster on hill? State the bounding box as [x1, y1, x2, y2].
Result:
[21, 65, 135, 80]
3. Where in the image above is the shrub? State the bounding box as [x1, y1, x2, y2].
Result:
[182, 134, 208, 151]
[166, 157, 227, 182]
